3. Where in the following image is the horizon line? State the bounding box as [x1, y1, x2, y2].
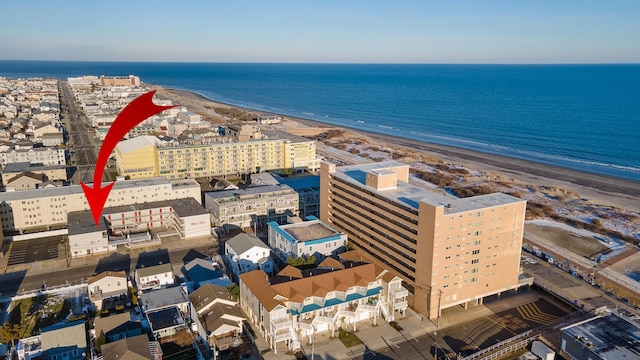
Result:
[1, 59, 640, 66]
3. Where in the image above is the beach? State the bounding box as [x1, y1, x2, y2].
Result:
[156, 86, 640, 215]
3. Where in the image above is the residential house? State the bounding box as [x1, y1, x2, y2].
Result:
[101, 334, 161, 360]
[87, 271, 128, 311]
[225, 233, 273, 280]
[40, 320, 87, 360]
[146, 306, 186, 340]
[239, 254, 408, 354]
[183, 257, 230, 289]
[189, 283, 247, 358]
[4, 171, 45, 191]
[40, 132, 64, 147]
[268, 216, 347, 263]
[94, 312, 143, 343]
[139, 286, 190, 315]
[135, 263, 175, 292]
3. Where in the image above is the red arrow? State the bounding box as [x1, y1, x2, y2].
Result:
[81, 90, 176, 226]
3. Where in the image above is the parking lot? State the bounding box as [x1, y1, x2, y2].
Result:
[6, 236, 63, 266]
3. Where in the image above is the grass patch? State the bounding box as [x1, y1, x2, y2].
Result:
[338, 328, 362, 348]
[9, 295, 72, 337]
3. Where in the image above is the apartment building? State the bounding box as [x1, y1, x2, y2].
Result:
[0, 146, 66, 167]
[0, 177, 200, 234]
[267, 216, 347, 263]
[67, 197, 209, 258]
[239, 256, 408, 353]
[205, 184, 299, 230]
[320, 161, 528, 320]
[114, 129, 321, 180]
[100, 75, 141, 87]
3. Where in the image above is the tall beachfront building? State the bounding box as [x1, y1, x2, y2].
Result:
[320, 161, 528, 320]
[115, 125, 322, 180]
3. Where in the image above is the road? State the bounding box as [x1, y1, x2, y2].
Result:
[0, 243, 217, 297]
[59, 80, 101, 183]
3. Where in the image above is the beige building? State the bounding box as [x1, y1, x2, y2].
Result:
[100, 75, 141, 87]
[320, 161, 528, 320]
[0, 146, 66, 167]
[239, 255, 408, 353]
[205, 184, 299, 230]
[114, 129, 321, 180]
[0, 177, 200, 234]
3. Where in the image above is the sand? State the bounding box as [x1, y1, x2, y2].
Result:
[154, 86, 640, 213]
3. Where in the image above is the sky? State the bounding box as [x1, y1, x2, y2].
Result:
[1, 0, 639, 63]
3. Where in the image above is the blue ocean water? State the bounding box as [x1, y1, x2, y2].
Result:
[1, 61, 639, 181]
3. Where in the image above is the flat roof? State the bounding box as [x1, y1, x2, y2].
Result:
[269, 217, 342, 244]
[562, 313, 640, 359]
[0, 177, 175, 202]
[139, 287, 188, 311]
[331, 161, 523, 214]
[67, 211, 107, 235]
[205, 184, 295, 202]
[146, 306, 184, 331]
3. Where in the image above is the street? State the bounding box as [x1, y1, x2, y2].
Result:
[59, 80, 101, 183]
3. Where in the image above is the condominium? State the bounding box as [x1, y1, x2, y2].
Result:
[114, 127, 322, 180]
[0, 177, 200, 234]
[267, 216, 347, 263]
[320, 161, 528, 320]
[205, 184, 299, 230]
[0, 146, 66, 167]
[239, 254, 408, 353]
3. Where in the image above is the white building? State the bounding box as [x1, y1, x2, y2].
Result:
[136, 263, 175, 291]
[0, 177, 201, 235]
[225, 233, 273, 279]
[87, 271, 128, 310]
[205, 185, 299, 230]
[67, 198, 210, 258]
[0, 146, 65, 167]
[268, 216, 347, 263]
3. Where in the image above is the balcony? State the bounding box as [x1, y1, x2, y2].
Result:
[274, 329, 293, 342]
[271, 317, 292, 332]
[394, 300, 408, 310]
[313, 315, 333, 325]
[391, 288, 408, 299]
[357, 304, 377, 313]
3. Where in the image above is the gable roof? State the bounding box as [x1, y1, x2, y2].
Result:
[88, 270, 127, 285]
[102, 334, 154, 360]
[6, 171, 44, 184]
[199, 302, 246, 335]
[317, 257, 344, 270]
[136, 263, 173, 278]
[239, 270, 284, 312]
[226, 233, 269, 256]
[184, 257, 215, 272]
[189, 283, 232, 313]
[246, 263, 384, 304]
[94, 312, 140, 339]
[41, 320, 87, 351]
[276, 265, 303, 279]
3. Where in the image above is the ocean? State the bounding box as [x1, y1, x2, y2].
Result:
[1, 61, 639, 181]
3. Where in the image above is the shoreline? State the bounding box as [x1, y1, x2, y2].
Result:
[156, 86, 640, 212]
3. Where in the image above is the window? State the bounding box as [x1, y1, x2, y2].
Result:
[472, 249, 480, 255]
[470, 277, 477, 283]
[471, 259, 479, 264]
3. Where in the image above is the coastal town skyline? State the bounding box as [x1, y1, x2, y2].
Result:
[2, 0, 640, 63]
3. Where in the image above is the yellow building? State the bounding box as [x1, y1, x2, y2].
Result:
[320, 161, 529, 320]
[115, 131, 322, 180]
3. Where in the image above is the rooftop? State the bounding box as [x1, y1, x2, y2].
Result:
[137, 263, 173, 279]
[139, 287, 188, 311]
[0, 176, 177, 202]
[226, 233, 270, 256]
[146, 306, 184, 331]
[268, 217, 342, 244]
[331, 161, 523, 214]
[205, 184, 296, 202]
[562, 313, 640, 359]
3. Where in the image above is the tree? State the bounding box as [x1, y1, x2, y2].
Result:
[95, 330, 106, 352]
[0, 322, 22, 343]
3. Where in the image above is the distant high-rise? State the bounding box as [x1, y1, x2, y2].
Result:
[320, 161, 528, 319]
